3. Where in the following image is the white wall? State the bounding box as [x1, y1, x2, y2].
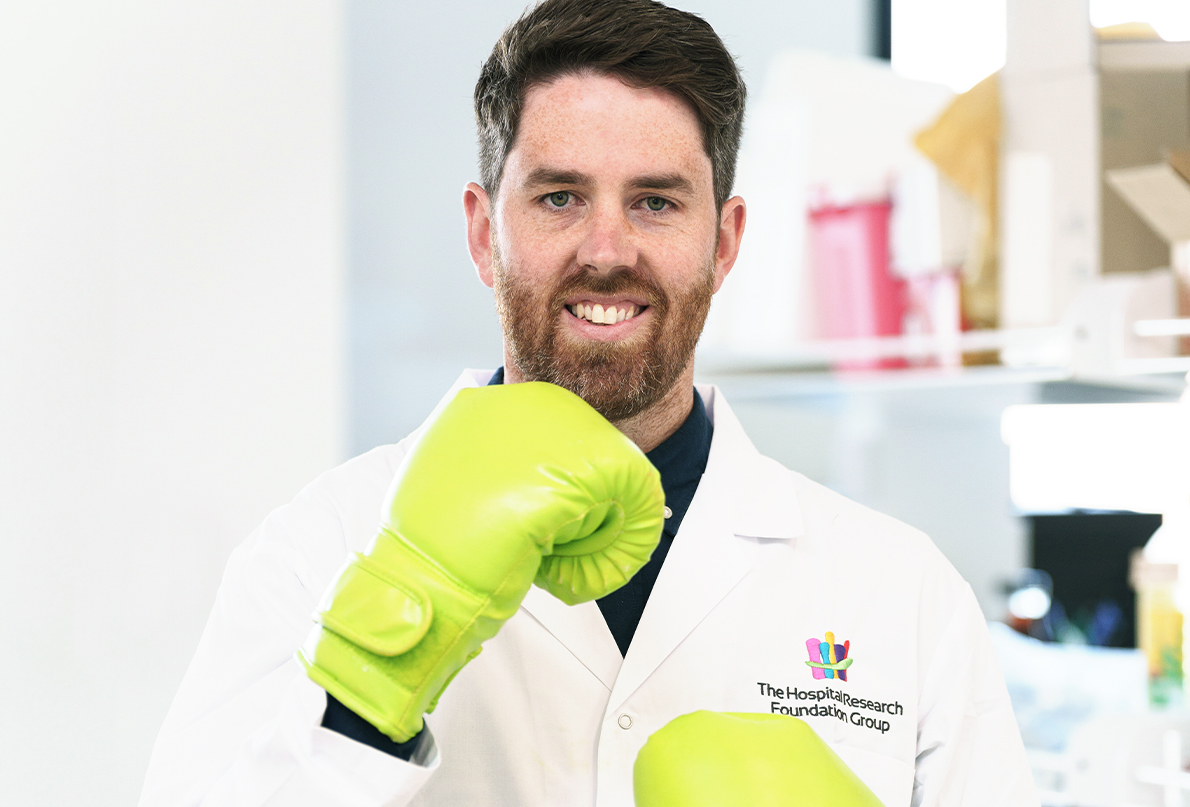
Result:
[0, 3, 347, 804]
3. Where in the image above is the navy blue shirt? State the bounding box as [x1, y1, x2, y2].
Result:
[596, 387, 712, 655]
[323, 368, 714, 757]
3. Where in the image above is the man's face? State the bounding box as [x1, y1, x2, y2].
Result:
[467, 71, 742, 421]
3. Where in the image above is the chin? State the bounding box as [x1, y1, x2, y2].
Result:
[523, 345, 682, 422]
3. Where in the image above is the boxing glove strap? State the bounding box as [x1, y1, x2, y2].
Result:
[315, 556, 433, 656]
[299, 531, 499, 742]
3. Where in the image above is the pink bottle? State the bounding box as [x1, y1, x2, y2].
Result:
[808, 199, 907, 370]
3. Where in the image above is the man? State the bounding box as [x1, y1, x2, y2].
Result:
[141, 1, 1038, 805]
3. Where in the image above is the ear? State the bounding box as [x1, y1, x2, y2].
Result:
[464, 182, 495, 288]
[712, 196, 746, 293]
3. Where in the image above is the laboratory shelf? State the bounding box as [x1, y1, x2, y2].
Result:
[696, 357, 1187, 403]
[697, 327, 1065, 373]
[695, 363, 1072, 402]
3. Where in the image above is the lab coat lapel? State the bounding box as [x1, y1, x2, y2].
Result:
[605, 469, 747, 715]
[520, 587, 623, 691]
[606, 386, 805, 714]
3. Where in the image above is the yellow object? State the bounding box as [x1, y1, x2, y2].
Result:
[1096, 22, 1162, 41]
[300, 382, 665, 741]
[1131, 552, 1184, 708]
[914, 73, 1001, 331]
[634, 712, 884, 807]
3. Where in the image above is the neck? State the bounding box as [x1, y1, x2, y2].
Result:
[501, 351, 695, 453]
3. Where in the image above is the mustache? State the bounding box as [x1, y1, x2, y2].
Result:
[550, 269, 667, 311]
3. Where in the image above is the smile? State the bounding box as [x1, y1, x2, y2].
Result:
[565, 302, 645, 326]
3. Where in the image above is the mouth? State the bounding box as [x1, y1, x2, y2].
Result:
[564, 301, 648, 326]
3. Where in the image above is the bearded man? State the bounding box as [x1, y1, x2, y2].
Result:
[140, 1, 1037, 805]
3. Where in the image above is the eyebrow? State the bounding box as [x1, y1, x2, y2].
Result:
[523, 167, 696, 196]
[632, 173, 695, 195]
[525, 168, 594, 188]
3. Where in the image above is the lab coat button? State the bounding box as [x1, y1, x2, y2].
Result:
[617, 713, 633, 730]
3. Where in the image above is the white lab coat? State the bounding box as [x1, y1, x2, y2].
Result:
[140, 370, 1038, 807]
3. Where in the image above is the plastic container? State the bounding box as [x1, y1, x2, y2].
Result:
[808, 199, 907, 371]
[1130, 551, 1184, 708]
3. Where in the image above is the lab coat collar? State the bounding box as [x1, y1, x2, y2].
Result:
[445, 371, 806, 701]
[695, 383, 805, 542]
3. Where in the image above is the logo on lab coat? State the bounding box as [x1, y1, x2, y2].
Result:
[805, 631, 851, 681]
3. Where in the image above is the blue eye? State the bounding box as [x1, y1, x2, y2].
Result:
[645, 196, 667, 211]
[547, 191, 570, 207]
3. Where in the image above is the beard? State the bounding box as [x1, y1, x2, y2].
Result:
[492, 249, 715, 422]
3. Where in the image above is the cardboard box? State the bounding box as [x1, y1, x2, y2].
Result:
[1107, 154, 1190, 245]
[1099, 68, 1190, 275]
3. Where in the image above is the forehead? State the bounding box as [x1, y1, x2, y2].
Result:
[506, 72, 711, 189]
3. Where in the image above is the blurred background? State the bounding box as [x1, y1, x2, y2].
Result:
[4, 1, 1190, 804]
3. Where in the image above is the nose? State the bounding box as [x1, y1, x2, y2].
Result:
[575, 203, 637, 275]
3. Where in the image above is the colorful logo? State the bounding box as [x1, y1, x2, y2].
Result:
[805, 631, 851, 681]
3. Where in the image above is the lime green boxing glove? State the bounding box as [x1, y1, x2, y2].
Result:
[298, 382, 665, 742]
[634, 711, 885, 807]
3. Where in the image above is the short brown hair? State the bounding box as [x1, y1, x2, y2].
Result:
[474, 0, 746, 208]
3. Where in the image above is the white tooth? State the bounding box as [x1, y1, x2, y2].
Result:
[606, 305, 618, 323]
[592, 304, 605, 324]
[579, 304, 589, 321]
[625, 305, 637, 320]
[616, 307, 626, 323]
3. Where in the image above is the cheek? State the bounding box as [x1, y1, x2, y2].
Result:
[497, 218, 571, 273]
[651, 233, 717, 284]
[655, 214, 718, 261]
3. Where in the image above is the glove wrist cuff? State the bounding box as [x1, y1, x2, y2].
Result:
[299, 531, 491, 743]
